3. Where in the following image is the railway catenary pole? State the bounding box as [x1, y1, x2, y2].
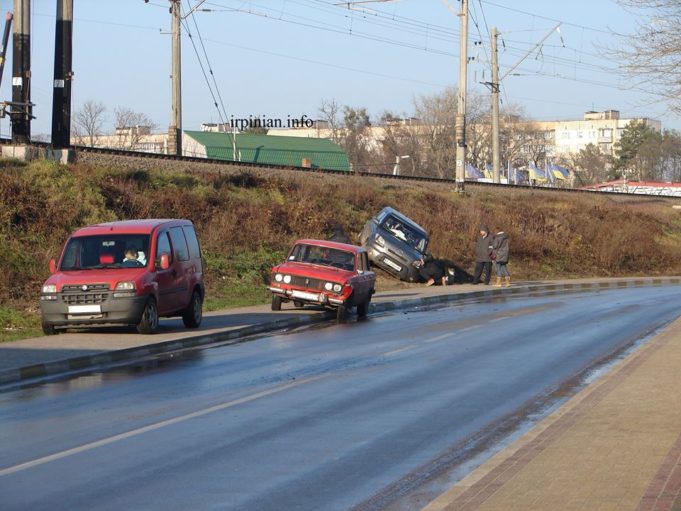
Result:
[168, 0, 182, 156]
[11, 0, 30, 144]
[454, 0, 468, 193]
[491, 26, 500, 184]
[51, 0, 73, 149]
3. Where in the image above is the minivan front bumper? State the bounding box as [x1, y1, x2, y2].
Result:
[365, 245, 421, 282]
[40, 294, 148, 327]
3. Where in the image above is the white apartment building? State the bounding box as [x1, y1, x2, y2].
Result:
[508, 110, 661, 159]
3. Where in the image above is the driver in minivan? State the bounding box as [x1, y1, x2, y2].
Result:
[122, 248, 142, 267]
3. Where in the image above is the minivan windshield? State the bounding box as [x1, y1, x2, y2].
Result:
[380, 215, 428, 252]
[288, 244, 356, 271]
[60, 234, 151, 270]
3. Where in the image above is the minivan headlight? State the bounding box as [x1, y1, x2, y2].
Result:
[41, 284, 57, 294]
[375, 234, 385, 247]
[114, 281, 136, 298]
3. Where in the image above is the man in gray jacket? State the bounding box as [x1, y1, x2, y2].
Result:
[472, 224, 493, 285]
[492, 231, 511, 287]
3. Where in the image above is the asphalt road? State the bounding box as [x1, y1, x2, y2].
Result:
[1, 285, 680, 511]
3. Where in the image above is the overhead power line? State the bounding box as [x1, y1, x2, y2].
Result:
[480, 0, 615, 35]
[184, 0, 230, 122]
[181, 16, 225, 124]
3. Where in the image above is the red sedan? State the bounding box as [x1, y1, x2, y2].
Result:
[269, 239, 376, 321]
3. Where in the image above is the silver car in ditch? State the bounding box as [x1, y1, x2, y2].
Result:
[359, 207, 429, 282]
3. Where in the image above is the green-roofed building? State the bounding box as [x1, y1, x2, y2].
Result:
[182, 131, 350, 172]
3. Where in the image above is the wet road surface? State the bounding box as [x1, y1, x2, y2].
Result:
[1, 286, 680, 511]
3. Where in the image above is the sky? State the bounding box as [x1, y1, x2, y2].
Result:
[0, 0, 676, 138]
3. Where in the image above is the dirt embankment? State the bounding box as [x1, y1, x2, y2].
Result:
[2, 156, 681, 339]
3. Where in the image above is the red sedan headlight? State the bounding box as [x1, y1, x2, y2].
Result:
[324, 282, 344, 293]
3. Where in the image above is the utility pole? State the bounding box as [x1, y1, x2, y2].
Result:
[454, 0, 468, 192]
[168, 0, 182, 155]
[51, 0, 73, 149]
[11, 0, 30, 144]
[491, 26, 500, 184]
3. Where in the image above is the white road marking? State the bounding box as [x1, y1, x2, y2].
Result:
[0, 376, 321, 477]
[458, 325, 481, 333]
[423, 326, 481, 344]
[490, 316, 510, 322]
[424, 332, 456, 343]
[383, 344, 419, 356]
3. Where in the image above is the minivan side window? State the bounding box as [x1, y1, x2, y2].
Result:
[169, 227, 190, 262]
[182, 225, 201, 260]
[156, 232, 172, 264]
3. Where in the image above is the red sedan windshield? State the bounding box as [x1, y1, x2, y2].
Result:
[288, 244, 356, 271]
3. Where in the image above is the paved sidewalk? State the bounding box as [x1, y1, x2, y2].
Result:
[423, 314, 681, 511]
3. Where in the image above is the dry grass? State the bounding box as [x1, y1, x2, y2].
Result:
[2, 158, 681, 341]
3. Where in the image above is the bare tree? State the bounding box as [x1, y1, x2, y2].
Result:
[413, 87, 458, 179]
[340, 106, 372, 173]
[114, 107, 157, 149]
[615, 0, 681, 112]
[657, 130, 681, 181]
[379, 111, 423, 176]
[318, 99, 341, 143]
[463, 93, 490, 169]
[73, 100, 106, 146]
[515, 122, 550, 168]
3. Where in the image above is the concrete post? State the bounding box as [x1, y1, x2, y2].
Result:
[51, 0, 73, 148]
[11, 0, 30, 144]
[455, 0, 468, 192]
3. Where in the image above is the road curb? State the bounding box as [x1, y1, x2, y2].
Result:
[1, 277, 678, 386]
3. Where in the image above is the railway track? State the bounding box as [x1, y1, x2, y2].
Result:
[1, 139, 677, 199]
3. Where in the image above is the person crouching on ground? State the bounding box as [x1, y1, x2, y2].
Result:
[473, 224, 493, 285]
[492, 231, 511, 287]
[418, 253, 449, 286]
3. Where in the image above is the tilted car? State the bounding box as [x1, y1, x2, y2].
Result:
[360, 207, 429, 282]
[39, 219, 204, 335]
[269, 239, 376, 321]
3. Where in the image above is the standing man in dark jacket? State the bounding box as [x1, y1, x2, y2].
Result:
[473, 224, 493, 285]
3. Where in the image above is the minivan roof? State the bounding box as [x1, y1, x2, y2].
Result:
[71, 219, 192, 236]
[378, 207, 428, 237]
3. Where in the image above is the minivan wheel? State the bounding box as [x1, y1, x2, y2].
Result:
[137, 297, 159, 334]
[42, 321, 57, 336]
[271, 295, 283, 311]
[182, 290, 203, 329]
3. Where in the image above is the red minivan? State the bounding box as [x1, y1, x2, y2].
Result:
[39, 219, 204, 335]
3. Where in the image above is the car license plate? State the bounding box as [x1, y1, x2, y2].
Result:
[383, 258, 402, 272]
[290, 290, 321, 302]
[68, 304, 102, 314]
